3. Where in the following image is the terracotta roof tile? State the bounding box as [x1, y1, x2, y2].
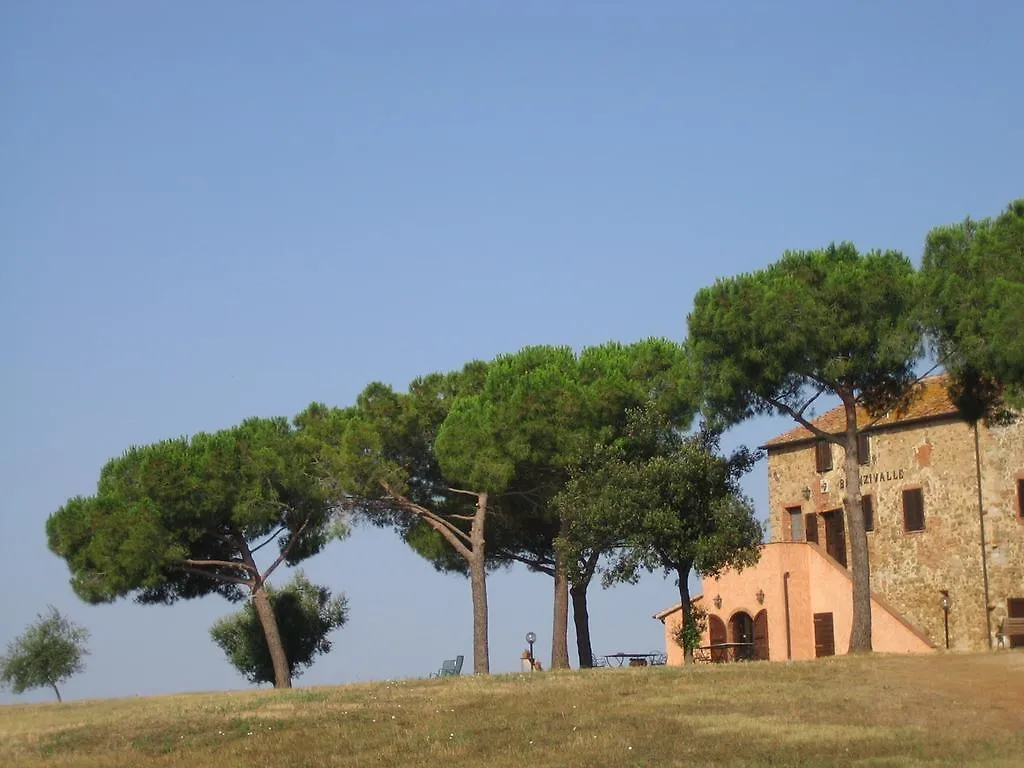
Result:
[763, 374, 960, 448]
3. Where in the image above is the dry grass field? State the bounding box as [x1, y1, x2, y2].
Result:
[1, 652, 1022, 767]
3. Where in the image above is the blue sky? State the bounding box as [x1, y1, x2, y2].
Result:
[2, 1, 1021, 702]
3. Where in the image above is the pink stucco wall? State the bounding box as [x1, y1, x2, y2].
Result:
[658, 542, 934, 663]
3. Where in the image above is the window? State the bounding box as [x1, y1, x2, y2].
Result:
[1008, 598, 1024, 649]
[815, 441, 832, 473]
[787, 506, 804, 541]
[857, 433, 871, 466]
[902, 488, 925, 532]
[863, 494, 874, 532]
[1018, 478, 1024, 518]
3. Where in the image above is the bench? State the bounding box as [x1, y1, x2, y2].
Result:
[996, 617, 1024, 649]
[430, 654, 464, 677]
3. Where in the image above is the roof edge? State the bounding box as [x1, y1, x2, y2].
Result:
[653, 594, 704, 621]
[761, 411, 964, 451]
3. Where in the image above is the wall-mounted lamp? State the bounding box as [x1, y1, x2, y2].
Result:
[713, 594, 722, 610]
[801, 486, 812, 501]
[756, 589, 765, 605]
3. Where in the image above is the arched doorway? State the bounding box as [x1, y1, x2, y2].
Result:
[753, 609, 769, 660]
[730, 611, 755, 661]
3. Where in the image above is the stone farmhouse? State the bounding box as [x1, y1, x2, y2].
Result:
[655, 376, 1024, 663]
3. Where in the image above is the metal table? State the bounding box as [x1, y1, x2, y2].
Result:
[602, 652, 667, 667]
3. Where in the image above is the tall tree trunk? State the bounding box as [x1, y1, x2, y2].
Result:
[50, 681, 62, 703]
[251, 582, 292, 688]
[550, 552, 571, 669]
[675, 561, 695, 665]
[395, 488, 491, 673]
[570, 583, 593, 668]
[469, 492, 490, 674]
[570, 551, 600, 668]
[237, 535, 292, 688]
[842, 399, 872, 653]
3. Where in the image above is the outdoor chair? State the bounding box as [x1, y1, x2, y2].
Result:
[430, 654, 464, 677]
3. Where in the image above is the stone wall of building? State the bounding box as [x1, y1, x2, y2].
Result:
[979, 418, 1024, 640]
[766, 415, 1024, 652]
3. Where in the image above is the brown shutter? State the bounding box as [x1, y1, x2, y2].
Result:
[902, 488, 925, 532]
[708, 614, 728, 660]
[709, 614, 727, 645]
[813, 612, 835, 657]
[753, 610, 769, 660]
[815, 441, 832, 472]
[857, 433, 870, 465]
[805, 513, 819, 544]
[1017, 479, 1024, 518]
[862, 494, 874, 532]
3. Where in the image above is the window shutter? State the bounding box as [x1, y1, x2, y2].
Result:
[708, 614, 728, 661]
[1017, 479, 1024, 518]
[857, 433, 870, 465]
[815, 441, 832, 473]
[862, 494, 874, 532]
[813, 613, 835, 657]
[902, 488, 925, 532]
[805, 513, 819, 544]
[753, 610, 769, 661]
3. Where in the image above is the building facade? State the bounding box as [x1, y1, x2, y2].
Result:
[656, 376, 1024, 660]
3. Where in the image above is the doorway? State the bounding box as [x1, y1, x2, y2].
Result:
[730, 611, 755, 661]
[823, 508, 847, 567]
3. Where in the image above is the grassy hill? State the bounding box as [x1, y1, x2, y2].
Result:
[1, 653, 1022, 767]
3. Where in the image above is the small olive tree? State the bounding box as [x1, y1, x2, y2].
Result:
[1, 607, 89, 702]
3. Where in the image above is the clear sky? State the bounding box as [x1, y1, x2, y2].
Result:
[2, 1, 1021, 703]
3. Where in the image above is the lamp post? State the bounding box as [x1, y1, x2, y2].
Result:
[940, 590, 951, 650]
[525, 632, 536, 664]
